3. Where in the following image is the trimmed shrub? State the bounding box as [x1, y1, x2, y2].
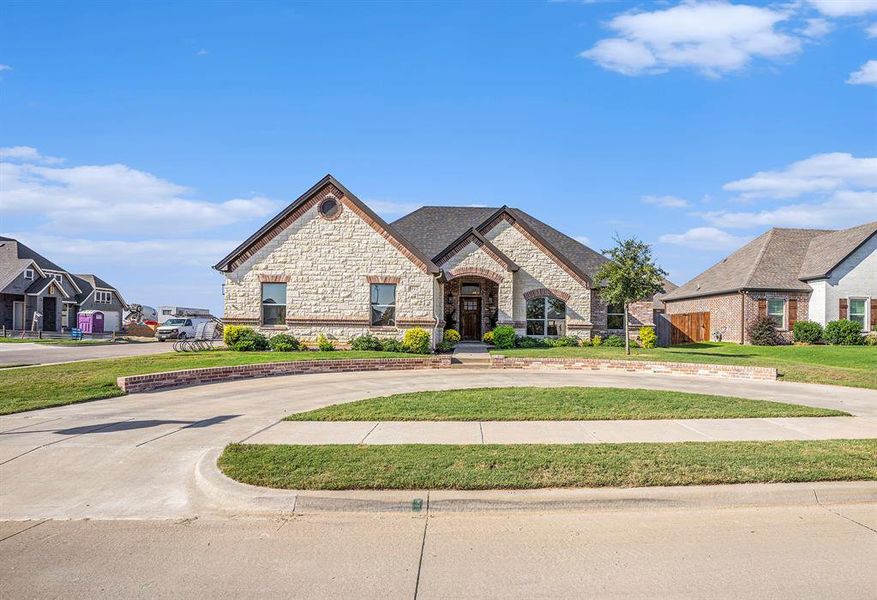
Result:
[552, 335, 581, 347]
[516, 336, 548, 349]
[268, 333, 302, 352]
[824, 320, 864, 345]
[443, 329, 461, 346]
[491, 325, 516, 350]
[482, 330, 494, 345]
[591, 335, 602, 347]
[748, 317, 782, 346]
[402, 327, 431, 354]
[865, 333, 877, 347]
[315, 333, 335, 351]
[349, 333, 384, 351]
[381, 339, 406, 353]
[435, 340, 455, 353]
[223, 324, 248, 347]
[603, 334, 625, 347]
[229, 328, 269, 352]
[793, 321, 823, 344]
[638, 326, 657, 349]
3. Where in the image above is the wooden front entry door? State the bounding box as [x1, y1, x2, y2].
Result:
[460, 297, 482, 341]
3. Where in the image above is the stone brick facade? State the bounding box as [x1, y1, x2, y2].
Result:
[117, 356, 452, 393]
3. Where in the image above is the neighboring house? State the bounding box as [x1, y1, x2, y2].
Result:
[0, 237, 127, 333]
[662, 222, 877, 344]
[215, 175, 673, 346]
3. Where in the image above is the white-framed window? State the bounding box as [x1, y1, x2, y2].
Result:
[24, 268, 35, 280]
[95, 290, 112, 304]
[526, 297, 566, 336]
[49, 272, 63, 283]
[370, 284, 396, 326]
[849, 298, 868, 331]
[607, 303, 624, 330]
[767, 299, 786, 329]
[261, 283, 287, 326]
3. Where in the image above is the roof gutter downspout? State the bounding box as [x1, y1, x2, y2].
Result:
[740, 290, 745, 345]
[432, 272, 444, 350]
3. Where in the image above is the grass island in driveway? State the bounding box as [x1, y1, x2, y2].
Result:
[219, 440, 877, 490]
[0, 350, 408, 415]
[286, 387, 846, 421]
[492, 342, 877, 390]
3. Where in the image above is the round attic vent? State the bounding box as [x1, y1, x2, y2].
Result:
[318, 196, 342, 220]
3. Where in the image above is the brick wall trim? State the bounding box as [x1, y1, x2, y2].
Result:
[258, 273, 291, 283]
[523, 287, 571, 302]
[366, 275, 401, 284]
[447, 266, 504, 284]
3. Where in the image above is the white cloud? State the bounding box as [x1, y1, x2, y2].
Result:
[846, 60, 877, 86]
[702, 190, 877, 229]
[642, 195, 689, 208]
[659, 227, 750, 250]
[867, 23, 877, 37]
[0, 64, 11, 72]
[581, 1, 802, 77]
[365, 199, 423, 219]
[723, 153, 877, 199]
[0, 145, 63, 164]
[196, 49, 209, 56]
[807, 0, 877, 17]
[798, 18, 833, 38]
[0, 148, 280, 234]
[574, 235, 592, 245]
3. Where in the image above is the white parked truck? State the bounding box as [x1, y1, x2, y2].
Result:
[156, 317, 212, 341]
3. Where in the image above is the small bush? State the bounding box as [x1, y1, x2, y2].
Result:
[349, 333, 384, 351]
[435, 340, 455, 353]
[516, 336, 548, 349]
[229, 328, 269, 352]
[865, 333, 877, 347]
[748, 317, 782, 346]
[381, 339, 406, 353]
[638, 326, 657, 349]
[223, 325, 249, 347]
[315, 333, 335, 351]
[443, 329, 461, 346]
[402, 327, 431, 354]
[269, 333, 302, 352]
[492, 325, 516, 350]
[793, 321, 823, 344]
[482, 330, 494, 345]
[824, 320, 864, 345]
[603, 334, 625, 347]
[591, 335, 602, 347]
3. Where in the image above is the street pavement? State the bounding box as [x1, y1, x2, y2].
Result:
[0, 339, 176, 366]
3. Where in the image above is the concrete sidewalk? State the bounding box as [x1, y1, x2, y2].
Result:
[247, 416, 877, 445]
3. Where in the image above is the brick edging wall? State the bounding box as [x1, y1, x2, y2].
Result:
[117, 356, 453, 394]
[490, 356, 776, 381]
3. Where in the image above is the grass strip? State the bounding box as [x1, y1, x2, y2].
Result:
[285, 386, 846, 421]
[0, 350, 413, 415]
[219, 439, 877, 490]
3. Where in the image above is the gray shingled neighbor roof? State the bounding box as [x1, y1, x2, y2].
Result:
[663, 222, 877, 302]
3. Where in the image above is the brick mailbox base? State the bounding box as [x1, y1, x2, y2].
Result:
[490, 356, 776, 381]
[117, 356, 453, 393]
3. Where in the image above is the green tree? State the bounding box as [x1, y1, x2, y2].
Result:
[596, 236, 668, 355]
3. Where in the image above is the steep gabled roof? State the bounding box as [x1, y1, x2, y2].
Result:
[214, 175, 439, 274]
[432, 227, 520, 272]
[73, 274, 126, 306]
[0, 236, 66, 272]
[799, 221, 877, 281]
[662, 226, 860, 302]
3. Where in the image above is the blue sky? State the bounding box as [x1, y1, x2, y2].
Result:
[1, 0, 875, 315]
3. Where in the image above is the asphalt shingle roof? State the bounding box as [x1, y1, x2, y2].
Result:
[799, 221, 877, 281]
[391, 207, 499, 260]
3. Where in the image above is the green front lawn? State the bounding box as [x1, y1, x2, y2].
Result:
[286, 386, 845, 421]
[0, 350, 409, 415]
[493, 343, 877, 389]
[219, 439, 877, 490]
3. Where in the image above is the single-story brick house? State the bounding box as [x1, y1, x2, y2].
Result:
[661, 222, 877, 344]
[0, 237, 127, 333]
[214, 175, 674, 346]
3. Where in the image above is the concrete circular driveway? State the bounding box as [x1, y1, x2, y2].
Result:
[1, 369, 876, 520]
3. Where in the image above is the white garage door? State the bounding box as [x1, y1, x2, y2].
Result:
[102, 311, 121, 332]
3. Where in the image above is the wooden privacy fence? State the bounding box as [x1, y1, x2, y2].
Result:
[669, 312, 710, 344]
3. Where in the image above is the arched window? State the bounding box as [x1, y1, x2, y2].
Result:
[526, 297, 565, 336]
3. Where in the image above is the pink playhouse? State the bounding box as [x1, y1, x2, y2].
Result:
[77, 310, 105, 334]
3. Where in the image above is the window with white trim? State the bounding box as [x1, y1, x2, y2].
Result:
[607, 303, 624, 330]
[526, 297, 565, 336]
[849, 298, 867, 330]
[767, 299, 786, 329]
[261, 283, 286, 326]
[50, 273, 63, 283]
[95, 290, 112, 304]
[370, 284, 396, 326]
[24, 268, 35, 280]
